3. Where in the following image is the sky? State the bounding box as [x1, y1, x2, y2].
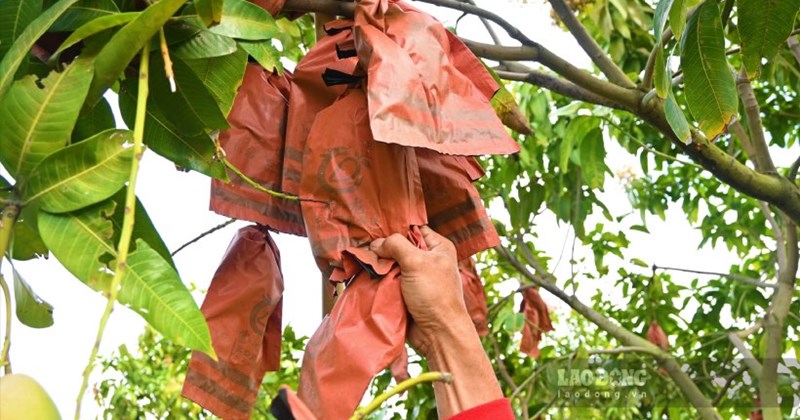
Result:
[3, 0, 793, 418]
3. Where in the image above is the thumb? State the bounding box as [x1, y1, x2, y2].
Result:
[371, 233, 422, 267]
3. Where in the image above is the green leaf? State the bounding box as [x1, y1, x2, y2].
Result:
[184, 48, 248, 116]
[209, 0, 279, 40]
[680, 0, 737, 139]
[149, 55, 229, 133]
[72, 96, 117, 142]
[10, 206, 48, 261]
[109, 189, 176, 270]
[238, 39, 282, 72]
[51, 12, 140, 62]
[38, 200, 116, 287]
[668, 0, 687, 43]
[631, 258, 649, 267]
[0, 58, 94, 179]
[118, 79, 227, 179]
[578, 129, 608, 189]
[0, 0, 81, 99]
[194, 0, 223, 27]
[87, 0, 189, 105]
[0, 0, 43, 62]
[115, 241, 214, 356]
[171, 28, 238, 59]
[654, 48, 670, 99]
[38, 203, 214, 356]
[665, 93, 692, 144]
[50, 0, 119, 32]
[560, 117, 600, 171]
[653, 0, 675, 40]
[23, 129, 133, 213]
[12, 268, 54, 328]
[738, 0, 800, 77]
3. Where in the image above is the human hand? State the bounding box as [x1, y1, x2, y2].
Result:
[370, 226, 471, 356]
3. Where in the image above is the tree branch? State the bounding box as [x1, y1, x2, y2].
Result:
[787, 36, 800, 67]
[462, 40, 641, 108]
[495, 245, 721, 420]
[761, 215, 798, 418]
[652, 264, 776, 289]
[547, 0, 635, 88]
[495, 69, 624, 109]
[727, 333, 762, 380]
[735, 68, 776, 174]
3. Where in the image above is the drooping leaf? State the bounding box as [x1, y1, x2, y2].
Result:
[39, 202, 214, 356]
[87, 0, 188, 105]
[149, 54, 229, 133]
[578, 129, 608, 189]
[653, 0, 675, 40]
[10, 206, 48, 261]
[0, 0, 81, 99]
[23, 129, 133, 213]
[13, 268, 54, 328]
[680, 0, 737, 139]
[113, 241, 215, 356]
[665, 93, 692, 144]
[209, 0, 279, 40]
[194, 0, 223, 27]
[0, 58, 94, 178]
[668, 0, 687, 43]
[0, 0, 43, 62]
[738, 0, 800, 77]
[184, 47, 248, 116]
[38, 199, 117, 287]
[238, 39, 282, 72]
[118, 79, 227, 179]
[51, 12, 140, 62]
[171, 28, 237, 59]
[560, 117, 600, 171]
[50, 0, 119, 32]
[109, 190, 176, 270]
[72, 96, 117, 141]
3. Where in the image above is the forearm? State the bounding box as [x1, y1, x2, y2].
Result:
[424, 313, 503, 419]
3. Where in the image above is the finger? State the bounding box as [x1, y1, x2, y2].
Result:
[370, 233, 422, 266]
[419, 225, 453, 253]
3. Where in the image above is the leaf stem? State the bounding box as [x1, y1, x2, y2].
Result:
[158, 28, 175, 92]
[0, 273, 12, 375]
[0, 204, 19, 375]
[349, 371, 453, 419]
[74, 42, 151, 420]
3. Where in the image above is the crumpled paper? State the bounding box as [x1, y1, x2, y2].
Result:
[183, 226, 284, 420]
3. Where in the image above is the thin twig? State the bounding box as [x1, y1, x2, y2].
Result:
[171, 219, 237, 256]
[711, 365, 747, 406]
[758, 202, 786, 267]
[789, 154, 800, 182]
[653, 264, 776, 289]
[74, 43, 151, 420]
[487, 333, 518, 389]
[547, 0, 635, 88]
